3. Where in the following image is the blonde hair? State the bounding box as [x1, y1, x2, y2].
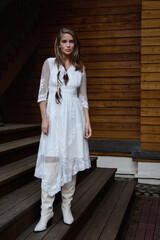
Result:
[54, 28, 83, 71]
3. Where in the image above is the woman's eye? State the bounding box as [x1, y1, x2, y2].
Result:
[70, 40, 74, 43]
[62, 40, 67, 43]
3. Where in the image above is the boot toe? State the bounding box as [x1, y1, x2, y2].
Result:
[34, 212, 53, 232]
[63, 218, 74, 225]
[61, 207, 74, 225]
[34, 223, 47, 232]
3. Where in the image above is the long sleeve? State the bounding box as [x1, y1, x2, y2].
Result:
[78, 66, 89, 109]
[37, 59, 50, 103]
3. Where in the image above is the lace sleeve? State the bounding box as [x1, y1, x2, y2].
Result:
[78, 66, 89, 109]
[37, 59, 50, 103]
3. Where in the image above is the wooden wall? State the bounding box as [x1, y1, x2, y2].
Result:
[2, 0, 141, 141]
[39, 0, 141, 140]
[141, 0, 160, 151]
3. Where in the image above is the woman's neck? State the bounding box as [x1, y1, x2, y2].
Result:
[62, 53, 70, 62]
[62, 54, 71, 71]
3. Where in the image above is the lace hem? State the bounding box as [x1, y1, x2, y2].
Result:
[41, 163, 91, 196]
[34, 155, 91, 196]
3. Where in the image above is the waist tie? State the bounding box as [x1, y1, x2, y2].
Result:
[49, 86, 77, 96]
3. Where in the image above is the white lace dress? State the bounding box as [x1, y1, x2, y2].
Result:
[34, 57, 91, 196]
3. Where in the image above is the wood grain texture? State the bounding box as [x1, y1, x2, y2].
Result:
[142, 28, 160, 37]
[141, 0, 160, 151]
[141, 54, 160, 63]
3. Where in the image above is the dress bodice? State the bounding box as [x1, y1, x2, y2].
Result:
[37, 57, 89, 109]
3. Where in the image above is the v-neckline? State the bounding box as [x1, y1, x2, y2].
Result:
[62, 64, 73, 73]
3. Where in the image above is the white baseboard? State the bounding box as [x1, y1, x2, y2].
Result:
[93, 155, 160, 185]
[115, 174, 135, 179]
[135, 162, 160, 184]
[96, 156, 137, 175]
[138, 178, 160, 185]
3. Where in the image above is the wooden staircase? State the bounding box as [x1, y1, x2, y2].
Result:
[0, 124, 136, 240]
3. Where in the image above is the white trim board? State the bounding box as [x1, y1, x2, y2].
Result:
[96, 156, 137, 175]
[93, 155, 160, 185]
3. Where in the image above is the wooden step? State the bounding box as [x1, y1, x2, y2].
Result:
[0, 156, 97, 197]
[0, 179, 41, 240]
[0, 124, 40, 143]
[2, 167, 115, 240]
[0, 136, 40, 166]
[34, 169, 116, 240]
[75, 180, 136, 240]
[0, 157, 98, 240]
[0, 154, 37, 197]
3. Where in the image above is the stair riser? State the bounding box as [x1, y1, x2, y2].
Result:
[0, 169, 35, 197]
[64, 173, 115, 240]
[76, 159, 97, 184]
[0, 201, 41, 240]
[0, 129, 40, 144]
[0, 144, 39, 166]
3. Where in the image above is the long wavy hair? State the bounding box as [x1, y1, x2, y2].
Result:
[54, 28, 83, 72]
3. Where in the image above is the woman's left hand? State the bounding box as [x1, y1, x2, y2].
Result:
[85, 122, 92, 139]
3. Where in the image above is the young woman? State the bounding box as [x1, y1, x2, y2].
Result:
[34, 28, 92, 232]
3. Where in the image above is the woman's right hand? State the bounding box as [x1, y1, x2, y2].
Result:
[41, 118, 49, 135]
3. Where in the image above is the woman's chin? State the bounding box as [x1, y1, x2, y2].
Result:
[63, 51, 73, 55]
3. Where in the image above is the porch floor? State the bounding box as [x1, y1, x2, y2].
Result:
[121, 180, 160, 240]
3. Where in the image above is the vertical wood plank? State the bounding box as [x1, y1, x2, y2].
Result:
[141, 0, 160, 151]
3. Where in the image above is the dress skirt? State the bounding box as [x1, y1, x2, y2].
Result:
[34, 86, 91, 196]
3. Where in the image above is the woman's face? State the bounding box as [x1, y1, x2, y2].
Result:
[59, 33, 75, 56]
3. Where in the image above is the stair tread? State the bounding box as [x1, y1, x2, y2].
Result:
[0, 154, 37, 185]
[0, 124, 40, 134]
[99, 180, 135, 240]
[0, 136, 40, 154]
[23, 168, 116, 240]
[0, 179, 40, 220]
[0, 165, 103, 232]
[0, 155, 96, 187]
[76, 180, 136, 240]
[13, 168, 116, 240]
[75, 180, 127, 240]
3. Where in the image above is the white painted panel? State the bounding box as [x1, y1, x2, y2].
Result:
[97, 156, 137, 174]
[135, 162, 160, 179]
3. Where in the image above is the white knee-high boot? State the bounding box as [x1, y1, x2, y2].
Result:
[34, 189, 55, 232]
[61, 174, 77, 225]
